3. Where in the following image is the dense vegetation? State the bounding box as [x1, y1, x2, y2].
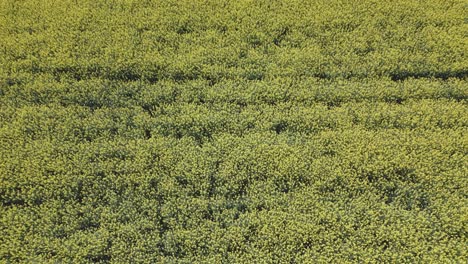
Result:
[1, 0, 467, 262]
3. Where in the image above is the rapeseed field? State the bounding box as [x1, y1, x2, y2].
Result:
[0, 0, 466, 262]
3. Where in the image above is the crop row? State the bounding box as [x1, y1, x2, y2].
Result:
[1, 0, 466, 82]
[2, 77, 467, 107]
[1, 127, 466, 262]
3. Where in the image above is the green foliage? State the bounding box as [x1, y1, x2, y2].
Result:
[0, 0, 467, 263]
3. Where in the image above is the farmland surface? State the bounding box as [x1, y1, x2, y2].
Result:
[0, 0, 467, 262]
